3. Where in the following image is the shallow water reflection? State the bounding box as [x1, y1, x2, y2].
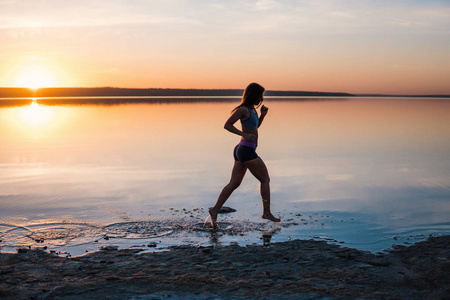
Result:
[0, 97, 449, 254]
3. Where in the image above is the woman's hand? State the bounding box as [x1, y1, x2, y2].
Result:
[260, 105, 269, 116]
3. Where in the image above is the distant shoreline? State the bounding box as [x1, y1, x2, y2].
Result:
[1, 87, 448, 99]
[0, 87, 355, 98]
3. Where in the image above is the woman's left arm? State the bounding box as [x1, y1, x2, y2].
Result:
[258, 105, 268, 128]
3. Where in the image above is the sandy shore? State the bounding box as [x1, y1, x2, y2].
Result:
[1, 235, 449, 299]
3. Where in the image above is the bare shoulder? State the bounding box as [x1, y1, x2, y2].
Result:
[234, 106, 250, 118]
[226, 106, 250, 125]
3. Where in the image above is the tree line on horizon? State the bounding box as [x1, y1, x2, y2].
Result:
[0, 87, 355, 98]
[1, 87, 447, 98]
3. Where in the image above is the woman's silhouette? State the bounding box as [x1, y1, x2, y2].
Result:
[209, 83, 280, 226]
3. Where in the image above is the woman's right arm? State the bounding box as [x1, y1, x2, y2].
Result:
[224, 107, 255, 141]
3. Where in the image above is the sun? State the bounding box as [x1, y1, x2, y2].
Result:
[15, 66, 57, 90]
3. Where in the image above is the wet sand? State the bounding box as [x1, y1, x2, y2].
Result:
[1, 235, 449, 299]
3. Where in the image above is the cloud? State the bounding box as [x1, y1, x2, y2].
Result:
[254, 0, 281, 11]
[328, 11, 355, 19]
[326, 174, 354, 182]
[1, 0, 448, 37]
[0, 0, 202, 29]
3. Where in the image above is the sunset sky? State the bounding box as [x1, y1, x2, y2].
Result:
[1, 0, 449, 94]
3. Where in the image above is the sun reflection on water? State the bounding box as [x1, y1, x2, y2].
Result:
[18, 99, 53, 127]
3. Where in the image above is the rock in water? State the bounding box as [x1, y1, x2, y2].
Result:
[218, 206, 236, 214]
[208, 206, 236, 214]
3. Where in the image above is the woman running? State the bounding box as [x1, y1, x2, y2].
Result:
[209, 83, 280, 226]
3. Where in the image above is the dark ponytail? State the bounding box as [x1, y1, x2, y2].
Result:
[232, 82, 265, 112]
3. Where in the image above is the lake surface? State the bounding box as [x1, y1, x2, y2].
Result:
[1, 96, 449, 255]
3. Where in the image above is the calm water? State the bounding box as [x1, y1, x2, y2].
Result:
[1, 97, 449, 255]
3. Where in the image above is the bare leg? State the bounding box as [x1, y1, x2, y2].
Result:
[209, 161, 247, 226]
[244, 157, 280, 222]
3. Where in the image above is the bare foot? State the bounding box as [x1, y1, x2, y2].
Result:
[262, 212, 281, 223]
[208, 208, 218, 227]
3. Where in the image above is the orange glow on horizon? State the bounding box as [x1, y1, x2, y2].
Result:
[14, 66, 57, 90]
